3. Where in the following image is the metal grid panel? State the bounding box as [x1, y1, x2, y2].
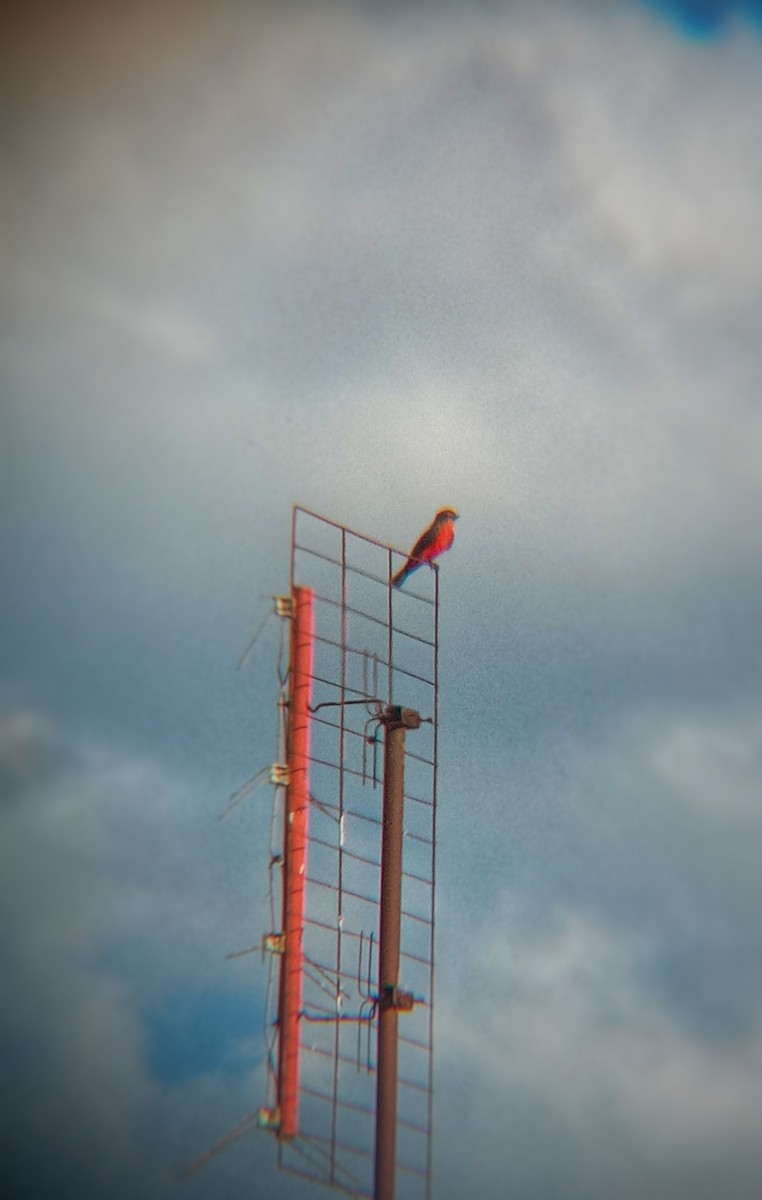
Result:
[269, 507, 439, 1200]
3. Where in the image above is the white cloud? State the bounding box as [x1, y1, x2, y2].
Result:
[4, 0, 761, 616]
[436, 905, 762, 1199]
[0, 713, 268, 982]
[510, 5, 762, 302]
[647, 708, 762, 820]
[89, 290, 218, 366]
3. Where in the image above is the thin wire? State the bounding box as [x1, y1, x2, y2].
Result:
[276, 610, 289, 687]
[285, 1134, 370, 1199]
[303, 965, 348, 1005]
[236, 604, 274, 670]
[294, 503, 411, 557]
[181, 1109, 260, 1178]
[294, 539, 436, 605]
[217, 765, 269, 821]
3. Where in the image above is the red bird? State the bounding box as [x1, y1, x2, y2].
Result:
[391, 508, 460, 588]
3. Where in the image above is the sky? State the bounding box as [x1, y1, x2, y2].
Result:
[2, 1, 762, 1198]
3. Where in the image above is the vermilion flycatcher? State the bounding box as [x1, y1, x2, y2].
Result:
[391, 508, 459, 588]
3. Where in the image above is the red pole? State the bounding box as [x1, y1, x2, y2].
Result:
[277, 585, 314, 1140]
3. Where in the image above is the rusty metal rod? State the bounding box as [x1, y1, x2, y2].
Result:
[374, 706, 420, 1200]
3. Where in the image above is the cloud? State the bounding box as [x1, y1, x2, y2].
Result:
[2, 4, 761, 1198]
[4, 0, 761, 603]
[0, 705, 270, 984]
[436, 699, 762, 1051]
[0, 708, 274, 1199]
[646, 706, 762, 819]
[435, 906, 762, 1200]
[547, 20, 762, 300]
[0, 707, 59, 797]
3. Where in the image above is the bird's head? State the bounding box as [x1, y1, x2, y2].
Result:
[436, 507, 459, 521]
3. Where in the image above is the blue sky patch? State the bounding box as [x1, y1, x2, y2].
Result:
[641, 0, 762, 37]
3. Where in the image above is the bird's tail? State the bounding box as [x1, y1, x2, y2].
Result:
[390, 559, 416, 588]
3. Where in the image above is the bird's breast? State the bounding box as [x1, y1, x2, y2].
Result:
[431, 522, 455, 554]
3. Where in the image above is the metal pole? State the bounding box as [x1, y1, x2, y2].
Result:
[277, 584, 314, 1140]
[374, 706, 420, 1200]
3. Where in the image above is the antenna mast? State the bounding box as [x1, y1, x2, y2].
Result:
[259, 507, 441, 1200]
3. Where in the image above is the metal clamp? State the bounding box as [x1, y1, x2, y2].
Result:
[382, 706, 421, 731]
[258, 1106, 281, 1131]
[273, 595, 294, 619]
[263, 932, 286, 956]
[378, 985, 416, 1012]
[269, 763, 290, 786]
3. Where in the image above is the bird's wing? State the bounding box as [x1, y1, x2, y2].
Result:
[407, 519, 439, 563]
